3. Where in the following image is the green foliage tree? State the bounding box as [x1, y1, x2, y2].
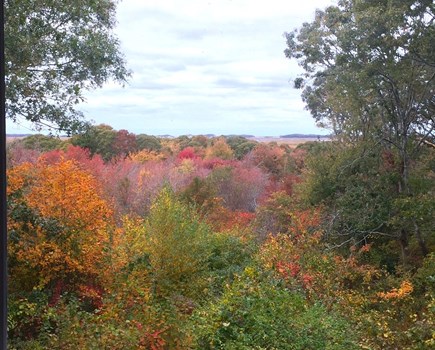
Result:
[206, 233, 257, 296]
[136, 134, 162, 152]
[194, 267, 358, 350]
[5, 0, 130, 133]
[302, 143, 400, 253]
[18, 134, 64, 152]
[286, 0, 435, 259]
[173, 135, 193, 151]
[286, 0, 434, 147]
[70, 124, 117, 161]
[225, 136, 257, 160]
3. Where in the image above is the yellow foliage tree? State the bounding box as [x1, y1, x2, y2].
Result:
[145, 187, 212, 300]
[205, 138, 234, 160]
[129, 149, 164, 163]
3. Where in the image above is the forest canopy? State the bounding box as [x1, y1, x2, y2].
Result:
[6, 123, 435, 348]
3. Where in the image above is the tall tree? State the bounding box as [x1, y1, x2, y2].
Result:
[70, 124, 117, 161]
[285, 0, 434, 258]
[285, 0, 434, 170]
[5, 0, 130, 133]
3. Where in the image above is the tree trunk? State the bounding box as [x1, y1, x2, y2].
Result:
[398, 143, 412, 264]
[399, 228, 409, 265]
[413, 219, 429, 257]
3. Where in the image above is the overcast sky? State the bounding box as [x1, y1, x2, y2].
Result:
[8, 0, 337, 136]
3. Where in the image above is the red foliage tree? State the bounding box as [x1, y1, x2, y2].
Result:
[113, 129, 137, 158]
[7, 143, 41, 167]
[177, 146, 199, 160]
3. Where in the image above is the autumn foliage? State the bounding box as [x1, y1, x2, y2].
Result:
[8, 158, 113, 298]
[6, 131, 434, 349]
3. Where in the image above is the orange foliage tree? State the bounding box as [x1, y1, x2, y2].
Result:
[8, 158, 114, 298]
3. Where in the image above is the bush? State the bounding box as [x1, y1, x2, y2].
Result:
[144, 187, 212, 301]
[193, 267, 358, 350]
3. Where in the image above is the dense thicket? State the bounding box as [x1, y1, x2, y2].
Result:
[6, 128, 434, 349]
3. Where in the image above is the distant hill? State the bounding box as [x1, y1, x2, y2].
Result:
[6, 134, 32, 138]
[223, 134, 255, 138]
[280, 134, 330, 138]
[7, 133, 330, 140]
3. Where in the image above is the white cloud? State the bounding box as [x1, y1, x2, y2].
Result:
[73, 0, 338, 136]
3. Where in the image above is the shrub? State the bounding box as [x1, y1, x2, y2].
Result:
[193, 267, 358, 350]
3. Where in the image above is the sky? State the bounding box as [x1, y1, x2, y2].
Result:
[7, 0, 337, 136]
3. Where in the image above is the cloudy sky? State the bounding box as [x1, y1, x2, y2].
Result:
[8, 0, 337, 136]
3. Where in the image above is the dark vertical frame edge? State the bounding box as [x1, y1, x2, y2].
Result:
[0, 0, 7, 348]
